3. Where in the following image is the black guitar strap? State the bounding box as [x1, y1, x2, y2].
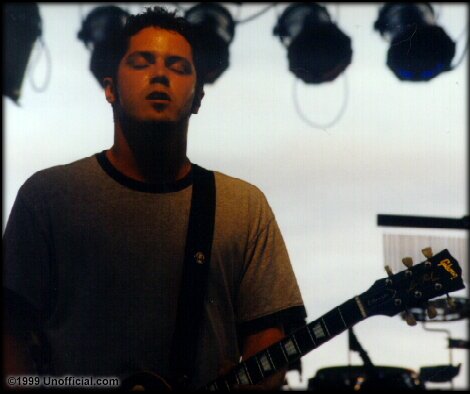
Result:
[170, 164, 216, 389]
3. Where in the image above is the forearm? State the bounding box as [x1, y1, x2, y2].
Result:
[3, 331, 37, 376]
[240, 325, 287, 390]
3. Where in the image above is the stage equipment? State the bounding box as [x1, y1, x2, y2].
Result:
[273, 3, 352, 84]
[307, 365, 423, 391]
[77, 6, 130, 87]
[184, 3, 235, 84]
[374, 3, 456, 81]
[3, 3, 42, 103]
[378, 214, 469, 230]
[420, 364, 461, 383]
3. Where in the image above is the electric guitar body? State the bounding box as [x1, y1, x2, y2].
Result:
[120, 371, 172, 391]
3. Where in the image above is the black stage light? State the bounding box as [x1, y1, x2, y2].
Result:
[273, 3, 352, 84]
[78, 6, 129, 88]
[374, 3, 456, 82]
[3, 3, 42, 103]
[184, 3, 235, 84]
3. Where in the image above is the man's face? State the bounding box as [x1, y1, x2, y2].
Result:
[106, 27, 199, 123]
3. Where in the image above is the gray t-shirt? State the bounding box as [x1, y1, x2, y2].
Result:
[3, 152, 306, 388]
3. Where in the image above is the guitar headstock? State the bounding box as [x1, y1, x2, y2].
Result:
[362, 249, 465, 319]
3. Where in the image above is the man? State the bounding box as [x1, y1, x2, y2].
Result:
[3, 7, 306, 390]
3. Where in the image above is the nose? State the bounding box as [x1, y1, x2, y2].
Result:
[149, 75, 169, 87]
[149, 59, 170, 87]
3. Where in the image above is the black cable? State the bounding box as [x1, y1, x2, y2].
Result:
[450, 25, 469, 70]
[28, 37, 52, 93]
[292, 73, 349, 132]
[234, 3, 278, 25]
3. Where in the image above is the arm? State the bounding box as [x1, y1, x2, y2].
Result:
[3, 292, 42, 378]
[238, 324, 287, 391]
[3, 330, 37, 376]
[3, 308, 38, 390]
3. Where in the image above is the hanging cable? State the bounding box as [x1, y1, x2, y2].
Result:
[449, 20, 469, 70]
[234, 3, 278, 25]
[27, 37, 52, 93]
[78, 3, 85, 24]
[231, 3, 243, 21]
[450, 32, 468, 70]
[433, 4, 468, 71]
[292, 72, 349, 132]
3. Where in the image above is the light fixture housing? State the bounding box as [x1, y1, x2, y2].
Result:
[273, 3, 352, 84]
[78, 6, 130, 87]
[184, 3, 235, 84]
[3, 3, 42, 103]
[374, 3, 456, 81]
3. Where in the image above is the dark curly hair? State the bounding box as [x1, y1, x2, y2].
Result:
[96, 6, 205, 87]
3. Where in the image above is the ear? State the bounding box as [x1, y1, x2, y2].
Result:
[103, 77, 117, 104]
[191, 85, 205, 114]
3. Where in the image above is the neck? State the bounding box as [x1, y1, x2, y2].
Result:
[107, 116, 191, 184]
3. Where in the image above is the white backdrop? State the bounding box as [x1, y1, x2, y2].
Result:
[3, 3, 468, 390]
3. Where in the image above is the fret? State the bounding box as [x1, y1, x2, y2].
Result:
[278, 342, 289, 362]
[337, 306, 348, 328]
[321, 317, 331, 337]
[235, 364, 251, 386]
[322, 300, 364, 339]
[305, 325, 317, 346]
[340, 298, 366, 326]
[245, 356, 264, 383]
[294, 326, 317, 353]
[311, 321, 326, 340]
[243, 364, 253, 385]
[355, 296, 367, 319]
[291, 335, 302, 355]
[224, 369, 239, 389]
[266, 343, 287, 369]
[258, 351, 274, 374]
[282, 337, 301, 358]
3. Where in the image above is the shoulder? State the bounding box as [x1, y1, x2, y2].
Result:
[210, 170, 277, 242]
[213, 170, 273, 216]
[18, 155, 100, 206]
[213, 171, 268, 203]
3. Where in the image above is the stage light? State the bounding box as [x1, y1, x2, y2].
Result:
[374, 3, 456, 82]
[78, 6, 130, 88]
[184, 3, 235, 84]
[273, 3, 352, 84]
[3, 3, 42, 103]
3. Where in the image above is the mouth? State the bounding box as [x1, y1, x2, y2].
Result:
[146, 91, 171, 101]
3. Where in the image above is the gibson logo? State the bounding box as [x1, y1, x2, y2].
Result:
[438, 259, 458, 279]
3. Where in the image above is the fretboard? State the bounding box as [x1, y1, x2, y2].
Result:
[200, 296, 367, 391]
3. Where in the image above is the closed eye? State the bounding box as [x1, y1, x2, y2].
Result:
[126, 52, 154, 69]
[166, 57, 192, 74]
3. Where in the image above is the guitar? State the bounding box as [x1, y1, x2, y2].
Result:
[121, 248, 465, 391]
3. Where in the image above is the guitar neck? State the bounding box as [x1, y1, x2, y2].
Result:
[201, 296, 367, 391]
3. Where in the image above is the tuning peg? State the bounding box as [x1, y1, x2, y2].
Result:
[422, 247, 433, 259]
[427, 304, 438, 319]
[446, 294, 456, 310]
[384, 265, 394, 277]
[402, 257, 413, 269]
[404, 312, 417, 326]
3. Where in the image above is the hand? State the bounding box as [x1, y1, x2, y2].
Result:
[219, 362, 286, 391]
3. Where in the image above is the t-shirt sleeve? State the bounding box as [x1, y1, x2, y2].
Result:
[3, 181, 55, 324]
[236, 190, 306, 333]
